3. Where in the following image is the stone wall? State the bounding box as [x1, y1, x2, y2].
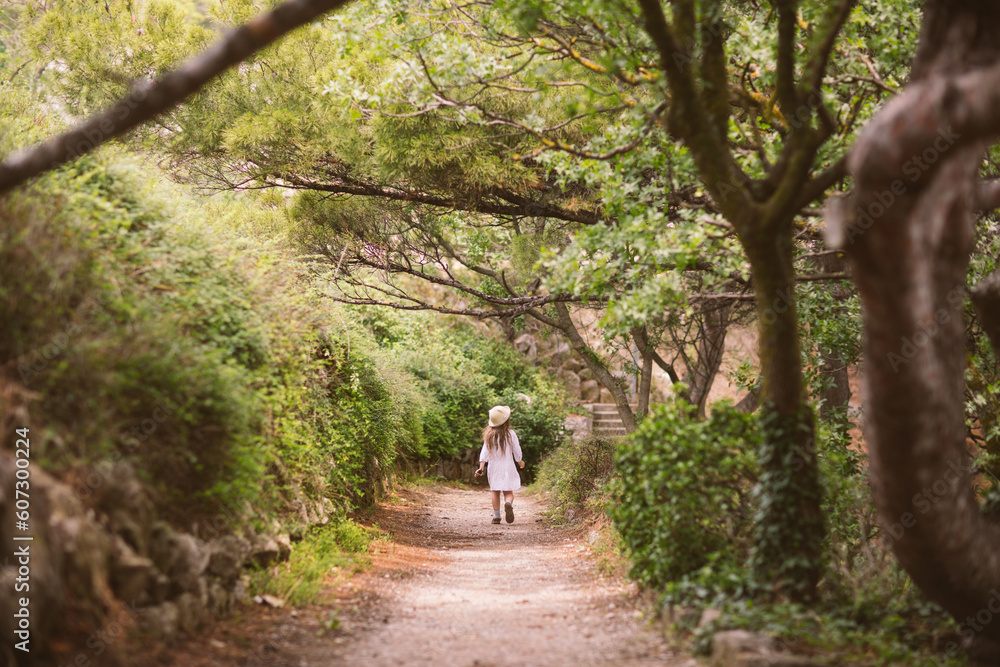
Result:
[0, 453, 327, 666]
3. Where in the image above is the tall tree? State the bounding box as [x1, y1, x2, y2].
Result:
[838, 1, 1000, 661]
[621, 0, 915, 599]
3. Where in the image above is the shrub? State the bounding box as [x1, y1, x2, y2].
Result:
[501, 386, 566, 471]
[536, 434, 617, 511]
[249, 519, 377, 605]
[344, 308, 569, 467]
[609, 400, 760, 594]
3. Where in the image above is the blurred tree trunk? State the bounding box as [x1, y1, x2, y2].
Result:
[842, 2, 1000, 661]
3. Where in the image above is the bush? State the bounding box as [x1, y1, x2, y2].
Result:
[0, 145, 425, 524]
[501, 386, 566, 472]
[536, 434, 616, 511]
[344, 308, 568, 467]
[0, 161, 274, 520]
[249, 519, 377, 605]
[609, 400, 760, 595]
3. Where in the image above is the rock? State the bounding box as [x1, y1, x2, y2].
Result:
[562, 357, 584, 373]
[579, 367, 593, 381]
[171, 534, 210, 594]
[150, 571, 172, 606]
[698, 607, 722, 628]
[0, 453, 112, 658]
[291, 497, 311, 525]
[175, 591, 208, 633]
[580, 380, 601, 403]
[254, 594, 285, 608]
[274, 533, 292, 561]
[92, 462, 156, 555]
[711, 630, 821, 667]
[110, 536, 158, 606]
[315, 500, 330, 525]
[549, 341, 571, 361]
[233, 574, 251, 602]
[138, 601, 179, 640]
[206, 580, 235, 616]
[564, 415, 591, 438]
[713, 630, 775, 659]
[599, 387, 615, 403]
[206, 535, 251, 584]
[249, 534, 283, 567]
[514, 333, 537, 361]
[149, 521, 181, 575]
[561, 371, 581, 402]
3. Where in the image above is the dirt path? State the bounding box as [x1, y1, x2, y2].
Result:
[139, 484, 692, 667]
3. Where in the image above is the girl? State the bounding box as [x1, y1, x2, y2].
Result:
[475, 405, 525, 524]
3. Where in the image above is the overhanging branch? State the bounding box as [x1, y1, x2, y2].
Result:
[0, 0, 353, 194]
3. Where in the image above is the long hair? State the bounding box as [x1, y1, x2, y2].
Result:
[482, 419, 512, 455]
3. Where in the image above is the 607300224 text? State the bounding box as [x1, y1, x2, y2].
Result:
[12, 427, 32, 653]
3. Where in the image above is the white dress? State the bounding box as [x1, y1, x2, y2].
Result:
[479, 431, 522, 491]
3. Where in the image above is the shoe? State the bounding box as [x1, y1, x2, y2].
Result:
[492, 517, 501, 524]
[505, 501, 514, 524]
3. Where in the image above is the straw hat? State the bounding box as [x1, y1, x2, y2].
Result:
[488, 405, 511, 427]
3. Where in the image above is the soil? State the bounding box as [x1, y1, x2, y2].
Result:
[128, 484, 693, 667]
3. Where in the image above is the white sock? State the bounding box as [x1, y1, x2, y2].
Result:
[494, 510, 501, 518]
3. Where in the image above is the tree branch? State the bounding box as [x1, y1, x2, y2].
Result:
[847, 61, 1000, 194]
[803, 0, 857, 99]
[775, 0, 800, 114]
[0, 0, 353, 194]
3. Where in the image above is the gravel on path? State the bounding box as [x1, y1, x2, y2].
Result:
[313, 484, 689, 667]
[128, 483, 694, 667]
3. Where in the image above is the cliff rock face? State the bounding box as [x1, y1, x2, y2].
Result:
[0, 454, 316, 666]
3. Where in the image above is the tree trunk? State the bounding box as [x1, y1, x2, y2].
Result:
[633, 325, 692, 407]
[689, 303, 729, 419]
[554, 302, 638, 432]
[818, 347, 851, 422]
[744, 230, 825, 602]
[842, 3, 1000, 660]
[636, 329, 654, 418]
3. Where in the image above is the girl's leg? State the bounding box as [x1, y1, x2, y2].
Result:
[492, 491, 502, 512]
[503, 491, 515, 523]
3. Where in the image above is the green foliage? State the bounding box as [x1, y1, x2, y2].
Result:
[249, 520, 378, 606]
[687, 598, 960, 666]
[610, 401, 760, 596]
[344, 307, 567, 465]
[535, 434, 616, 511]
[748, 405, 826, 601]
[0, 154, 275, 519]
[0, 118, 430, 523]
[500, 387, 566, 470]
